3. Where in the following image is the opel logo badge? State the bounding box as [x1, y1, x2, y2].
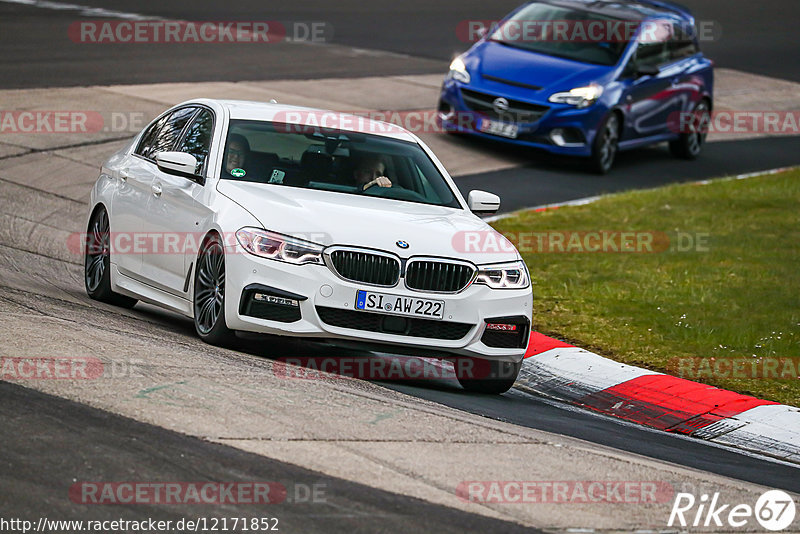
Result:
[396, 240, 409, 249]
[492, 97, 510, 113]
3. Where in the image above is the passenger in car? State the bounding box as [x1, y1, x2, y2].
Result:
[224, 134, 251, 177]
[352, 153, 392, 190]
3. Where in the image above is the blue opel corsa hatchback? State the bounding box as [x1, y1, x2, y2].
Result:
[438, 0, 713, 173]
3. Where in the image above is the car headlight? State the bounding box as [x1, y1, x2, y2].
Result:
[475, 260, 530, 289]
[548, 83, 604, 108]
[448, 55, 471, 84]
[236, 227, 324, 265]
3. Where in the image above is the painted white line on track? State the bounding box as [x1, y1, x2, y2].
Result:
[0, 0, 413, 57]
[0, 0, 158, 20]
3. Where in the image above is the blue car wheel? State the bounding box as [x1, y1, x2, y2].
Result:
[590, 113, 620, 175]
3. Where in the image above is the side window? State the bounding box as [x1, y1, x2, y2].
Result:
[634, 40, 668, 68]
[148, 107, 197, 160]
[175, 109, 214, 174]
[628, 20, 671, 72]
[668, 24, 699, 61]
[135, 115, 167, 158]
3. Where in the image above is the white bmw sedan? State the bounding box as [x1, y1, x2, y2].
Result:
[85, 99, 532, 393]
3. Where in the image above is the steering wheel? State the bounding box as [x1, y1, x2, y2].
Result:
[362, 185, 427, 203]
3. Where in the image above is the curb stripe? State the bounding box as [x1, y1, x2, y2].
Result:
[524, 332, 574, 358]
[578, 374, 776, 433]
[520, 331, 799, 464]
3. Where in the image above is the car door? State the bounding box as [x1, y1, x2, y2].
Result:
[663, 24, 705, 130]
[111, 114, 167, 279]
[619, 21, 685, 140]
[141, 107, 215, 296]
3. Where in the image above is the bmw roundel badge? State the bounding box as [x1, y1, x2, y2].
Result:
[396, 240, 409, 249]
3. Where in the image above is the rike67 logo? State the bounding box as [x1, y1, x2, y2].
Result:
[669, 490, 796, 531]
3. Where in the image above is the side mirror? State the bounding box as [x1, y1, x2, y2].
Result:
[635, 64, 660, 77]
[468, 190, 500, 216]
[155, 151, 199, 180]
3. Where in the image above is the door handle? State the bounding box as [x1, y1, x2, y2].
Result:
[152, 183, 162, 197]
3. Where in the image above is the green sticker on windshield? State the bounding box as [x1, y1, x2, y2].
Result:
[231, 168, 246, 178]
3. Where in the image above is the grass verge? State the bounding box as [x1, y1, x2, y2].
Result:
[493, 168, 800, 406]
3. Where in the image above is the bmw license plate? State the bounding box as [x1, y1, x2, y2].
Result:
[479, 118, 519, 138]
[355, 290, 444, 320]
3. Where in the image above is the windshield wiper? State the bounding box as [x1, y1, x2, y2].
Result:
[489, 38, 528, 51]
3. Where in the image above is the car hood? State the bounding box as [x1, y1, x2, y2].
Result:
[475, 41, 612, 91]
[217, 181, 519, 265]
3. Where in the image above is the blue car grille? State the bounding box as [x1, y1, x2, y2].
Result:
[460, 88, 549, 123]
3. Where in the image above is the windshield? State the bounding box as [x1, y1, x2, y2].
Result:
[221, 120, 461, 208]
[489, 2, 633, 66]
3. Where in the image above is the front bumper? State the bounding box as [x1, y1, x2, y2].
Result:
[224, 244, 532, 363]
[438, 78, 608, 157]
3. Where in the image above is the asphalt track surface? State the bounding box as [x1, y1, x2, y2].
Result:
[0, 381, 540, 533]
[454, 135, 800, 213]
[1, 0, 799, 530]
[1, 0, 798, 86]
[383, 383, 800, 494]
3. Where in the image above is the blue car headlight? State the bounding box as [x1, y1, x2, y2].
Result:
[447, 55, 471, 84]
[548, 83, 604, 108]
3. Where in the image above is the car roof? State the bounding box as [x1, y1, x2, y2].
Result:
[532, 0, 693, 22]
[192, 99, 419, 143]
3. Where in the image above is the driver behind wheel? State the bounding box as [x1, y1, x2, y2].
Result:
[223, 134, 251, 178]
[352, 153, 392, 190]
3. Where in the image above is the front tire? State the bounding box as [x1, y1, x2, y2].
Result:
[589, 112, 620, 175]
[669, 100, 710, 159]
[456, 357, 522, 394]
[193, 233, 236, 346]
[84, 207, 138, 308]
